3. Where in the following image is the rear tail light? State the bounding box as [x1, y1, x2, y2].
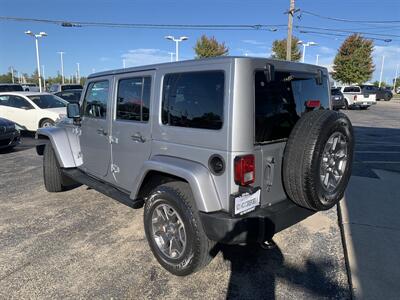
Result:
[354, 95, 357, 101]
[234, 155, 255, 186]
[305, 100, 321, 108]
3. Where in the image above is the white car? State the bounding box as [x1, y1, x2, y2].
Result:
[340, 86, 376, 109]
[0, 92, 67, 131]
[21, 83, 40, 92]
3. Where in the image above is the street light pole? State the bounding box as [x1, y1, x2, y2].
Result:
[393, 64, 399, 93]
[57, 51, 65, 84]
[379, 55, 385, 88]
[42, 65, 46, 90]
[298, 41, 318, 63]
[25, 30, 47, 92]
[168, 52, 174, 62]
[165, 36, 188, 62]
[316, 54, 320, 65]
[76, 62, 80, 84]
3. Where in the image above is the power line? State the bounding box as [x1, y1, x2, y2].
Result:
[0, 16, 285, 30]
[301, 10, 400, 24]
[295, 25, 400, 39]
[296, 30, 398, 42]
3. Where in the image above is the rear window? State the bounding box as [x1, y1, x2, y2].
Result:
[255, 70, 329, 143]
[162, 71, 224, 130]
[61, 84, 83, 91]
[343, 86, 361, 93]
[331, 88, 341, 95]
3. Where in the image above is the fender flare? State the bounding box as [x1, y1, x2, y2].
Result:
[36, 127, 77, 168]
[132, 155, 222, 213]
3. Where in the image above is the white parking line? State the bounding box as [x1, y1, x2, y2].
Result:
[357, 161, 400, 164]
[355, 151, 400, 153]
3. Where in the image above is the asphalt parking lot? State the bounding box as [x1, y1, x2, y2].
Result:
[2, 100, 398, 299]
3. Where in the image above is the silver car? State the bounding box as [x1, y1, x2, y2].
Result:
[36, 57, 354, 276]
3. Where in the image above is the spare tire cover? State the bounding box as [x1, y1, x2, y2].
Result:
[282, 110, 354, 211]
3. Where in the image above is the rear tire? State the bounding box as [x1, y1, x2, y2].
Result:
[143, 181, 215, 276]
[282, 110, 354, 211]
[43, 144, 74, 192]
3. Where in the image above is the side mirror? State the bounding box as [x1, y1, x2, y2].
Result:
[264, 63, 275, 83]
[67, 103, 80, 119]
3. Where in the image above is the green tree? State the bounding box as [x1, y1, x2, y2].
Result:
[194, 35, 229, 58]
[372, 80, 386, 87]
[271, 36, 301, 61]
[0, 72, 13, 83]
[332, 34, 374, 85]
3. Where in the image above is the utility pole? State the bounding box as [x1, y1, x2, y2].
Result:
[286, 0, 295, 61]
[57, 51, 65, 84]
[379, 55, 385, 88]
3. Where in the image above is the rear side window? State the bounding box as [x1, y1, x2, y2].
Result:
[83, 81, 109, 118]
[162, 71, 224, 130]
[343, 87, 360, 93]
[61, 84, 83, 91]
[255, 70, 329, 143]
[116, 77, 151, 122]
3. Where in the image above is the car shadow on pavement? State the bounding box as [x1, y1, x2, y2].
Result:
[210, 219, 349, 299]
[0, 131, 41, 154]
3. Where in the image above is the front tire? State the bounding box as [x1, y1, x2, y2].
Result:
[43, 144, 74, 192]
[40, 119, 55, 128]
[143, 182, 215, 276]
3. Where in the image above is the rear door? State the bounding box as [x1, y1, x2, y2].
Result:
[254, 70, 330, 207]
[109, 72, 153, 191]
[80, 79, 112, 177]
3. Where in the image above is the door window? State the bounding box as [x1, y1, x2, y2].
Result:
[83, 80, 109, 118]
[9, 96, 34, 109]
[116, 77, 151, 122]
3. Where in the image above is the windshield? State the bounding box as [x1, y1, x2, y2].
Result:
[0, 85, 23, 92]
[28, 94, 67, 109]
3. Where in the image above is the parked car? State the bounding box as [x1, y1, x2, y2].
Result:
[49, 84, 83, 93]
[21, 83, 40, 92]
[330, 88, 346, 110]
[360, 85, 392, 101]
[54, 89, 82, 103]
[0, 83, 24, 92]
[340, 86, 376, 109]
[36, 57, 354, 276]
[0, 117, 20, 150]
[0, 92, 67, 131]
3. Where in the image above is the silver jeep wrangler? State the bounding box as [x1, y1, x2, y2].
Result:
[36, 57, 354, 276]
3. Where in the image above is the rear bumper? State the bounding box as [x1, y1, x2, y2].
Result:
[199, 199, 314, 244]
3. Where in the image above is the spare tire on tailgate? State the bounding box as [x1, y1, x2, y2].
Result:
[282, 110, 354, 211]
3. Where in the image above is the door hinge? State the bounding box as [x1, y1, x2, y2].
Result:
[109, 136, 118, 144]
[111, 164, 120, 174]
[265, 156, 275, 192]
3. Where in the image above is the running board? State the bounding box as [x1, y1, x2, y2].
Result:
[62, 168, 143, 209]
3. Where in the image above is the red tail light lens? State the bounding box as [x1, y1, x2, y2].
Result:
[234, 155, 255, 186]
[354, 95, 357, 100]
[305, 100, 320, 108]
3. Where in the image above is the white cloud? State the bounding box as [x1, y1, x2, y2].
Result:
[242, 39, 268, 46]
[99, 57, 110, 62]
[121, 49, 172, 67]
[236, 48, 270, 58]
[318, 46, 336, 55]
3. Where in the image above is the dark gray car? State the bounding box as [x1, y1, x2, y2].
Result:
[0, 117, 20, 150]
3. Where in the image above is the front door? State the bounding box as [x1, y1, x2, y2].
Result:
[110, 73, 153, 191]
[80, 79, 112, 177]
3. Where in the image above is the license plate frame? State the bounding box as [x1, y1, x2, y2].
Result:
[231, 188, 261, 216]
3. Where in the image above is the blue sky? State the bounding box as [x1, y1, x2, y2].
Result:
[0, 0, 399, 83]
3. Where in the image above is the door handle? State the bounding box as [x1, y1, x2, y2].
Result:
[97, 128, 107, 136]
[131, 132, 146, 143]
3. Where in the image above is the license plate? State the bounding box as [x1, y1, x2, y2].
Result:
[234, 189, 261, 215]
[363, 102, 368, 105]
[364, 94, 369, 98]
